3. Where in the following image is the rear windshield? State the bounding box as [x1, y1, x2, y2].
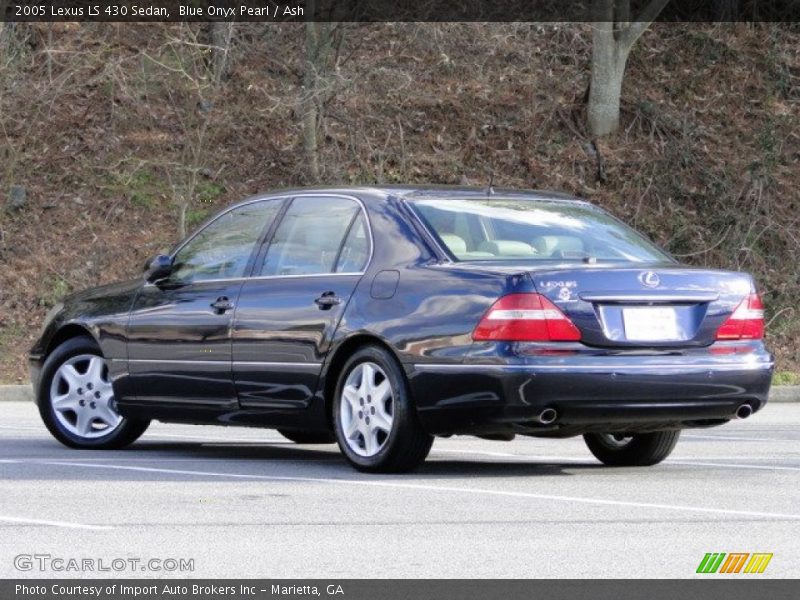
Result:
[409, 198, 672, 263]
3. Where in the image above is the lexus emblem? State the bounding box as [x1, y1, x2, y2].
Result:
[639, 271, 660, 288]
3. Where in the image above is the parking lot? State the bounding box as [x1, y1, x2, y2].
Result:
[0, 399, 798, 578]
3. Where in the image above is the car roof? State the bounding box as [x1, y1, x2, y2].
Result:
[234, 185, 591, 208]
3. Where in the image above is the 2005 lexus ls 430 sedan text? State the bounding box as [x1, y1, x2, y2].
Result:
[28, 186, 774, 472]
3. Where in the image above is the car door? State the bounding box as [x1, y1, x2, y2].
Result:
[232, 195, 371, 411]
[126, 198, 285, 408]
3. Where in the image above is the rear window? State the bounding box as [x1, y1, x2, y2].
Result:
[409, 198, 671, 263]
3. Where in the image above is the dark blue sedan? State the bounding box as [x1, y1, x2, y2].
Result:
[29, 186, 774, 472]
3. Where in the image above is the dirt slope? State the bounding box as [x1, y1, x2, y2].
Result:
[1, 22, 798, 382]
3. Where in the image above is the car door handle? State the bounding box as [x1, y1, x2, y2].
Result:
[314, 292, 342, 310]
[210, 297, 234, 313]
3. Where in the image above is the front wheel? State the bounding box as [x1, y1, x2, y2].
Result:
[333, 346, 433, 473]
[38, 337, 150, 449]
[583, 431, 680, 466]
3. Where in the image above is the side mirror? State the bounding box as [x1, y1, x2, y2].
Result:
[144, 254, 173, 283]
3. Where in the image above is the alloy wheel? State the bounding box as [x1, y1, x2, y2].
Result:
[49, 354, 121, 439]
[339, 361, 394, 457]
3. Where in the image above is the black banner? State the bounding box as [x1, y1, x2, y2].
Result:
[2, 0, 800, 22]
[4, 580, 800, 600]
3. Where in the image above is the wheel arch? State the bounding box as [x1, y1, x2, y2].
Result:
[45, 323, 98, 358]
[321, 333, 406, 428]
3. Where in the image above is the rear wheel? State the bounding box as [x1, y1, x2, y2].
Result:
[583, 431, 680, 466]
[333, 346, 433, 473]
[38, 337, 150, 449]
[278, 430, 336, 444]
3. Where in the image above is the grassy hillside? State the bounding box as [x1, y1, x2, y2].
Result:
[1, 22, 798, 382]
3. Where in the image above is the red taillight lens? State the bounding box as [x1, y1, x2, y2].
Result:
[472, 293, 582, 342]
[715, 293, 765, 340]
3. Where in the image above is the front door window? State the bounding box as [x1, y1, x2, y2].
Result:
[172, 200, 281, 283]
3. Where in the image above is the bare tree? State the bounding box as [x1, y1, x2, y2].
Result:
[587, 0, 670, 136]
[143, 25, 225, 238]
[302, 22, 332, 182]
[210, 22, 234, 83]
[302, 12, 344, 183]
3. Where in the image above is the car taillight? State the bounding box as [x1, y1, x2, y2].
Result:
[715, 293, 765, 340]
[472, 293, 582, 342]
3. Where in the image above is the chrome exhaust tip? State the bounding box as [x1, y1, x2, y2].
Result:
[735, 404, 753, 419]
[538, 408, 558, 425]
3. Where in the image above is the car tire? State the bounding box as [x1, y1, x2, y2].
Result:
[278, 429, 336, 444]
[333, 345, 433, 473]
[583, 431, 680, 466]
[37, 336, 150, 449]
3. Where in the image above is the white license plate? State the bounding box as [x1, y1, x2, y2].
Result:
[622, 307, 681, 341]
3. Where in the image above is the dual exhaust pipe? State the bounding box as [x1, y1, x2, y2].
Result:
[535, 404, 753, 423]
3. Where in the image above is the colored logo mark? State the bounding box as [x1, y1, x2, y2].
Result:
[696, 552, 773, 574]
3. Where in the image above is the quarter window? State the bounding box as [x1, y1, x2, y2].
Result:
[336, 213, 370, 273]
[259, 197, 365, 276]
[171, 200, 281, 283]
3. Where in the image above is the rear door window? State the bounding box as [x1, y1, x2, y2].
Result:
[258, 197, 365, 276]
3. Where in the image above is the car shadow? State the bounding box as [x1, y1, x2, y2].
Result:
[414, 459, 602, 477]
[1, 437, 601, 481]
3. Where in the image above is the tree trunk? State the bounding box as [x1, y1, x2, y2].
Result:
[210, 22, 234, 83]
[178, 200, 188, 239]
[588, 22, 628, 137]
[302, 21, 321, 183]
[301, 91, 319, 182]
[301, 9, 342, 183]
[587, 0, 670, 137]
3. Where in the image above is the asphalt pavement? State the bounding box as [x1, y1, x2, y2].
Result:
[0, 400, 798, 578]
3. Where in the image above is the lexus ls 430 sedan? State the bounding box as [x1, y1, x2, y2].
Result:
[29, 186, 774, 472]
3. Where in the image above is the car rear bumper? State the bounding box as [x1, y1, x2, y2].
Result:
[406, 350, 774, 436]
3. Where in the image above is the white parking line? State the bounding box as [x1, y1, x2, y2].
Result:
[0, 515, 113, 530]
[13, 459, 800, 522]
[669, 460, 800, 472]
[683, 434, 799, 443]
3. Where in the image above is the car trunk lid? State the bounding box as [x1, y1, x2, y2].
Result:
[529, 266, 754, 347]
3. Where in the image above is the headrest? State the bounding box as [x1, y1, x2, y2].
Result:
[532, 235, 584, 256]
[440, 233, 467, 255]
[478, 240, 536, 257]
